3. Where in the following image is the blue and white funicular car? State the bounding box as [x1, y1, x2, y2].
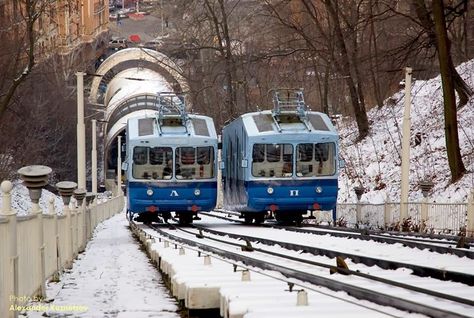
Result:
[125, 93, 218, 224]
[221, 89, 342, 224]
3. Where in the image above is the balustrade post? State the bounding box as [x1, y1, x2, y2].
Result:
[18, 165, 51, 299]
[56, 181, 77, 268]
[74, 189, 86, 253]
[1, 181, 18, 318]
[85, 193, 96, 241]
[49, 196, 61, 281]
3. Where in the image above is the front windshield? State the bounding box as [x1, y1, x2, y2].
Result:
[175, 146, 215, 180]
[250, 142, 336, 178]
[132, 146, 173, 180]
[296, 142, 335, 176]
[251, 143, 293, 178]
[132, 146, 215, 180]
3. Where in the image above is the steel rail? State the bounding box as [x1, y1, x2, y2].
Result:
[192, 217, 474, 286]
[202, 211, 474, 259]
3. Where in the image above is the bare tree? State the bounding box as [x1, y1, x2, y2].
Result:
[431, 0, 466, 181]
[262, 0, 370, 139]
[412, 0, 472, 107]
[0, 0, 48, 119]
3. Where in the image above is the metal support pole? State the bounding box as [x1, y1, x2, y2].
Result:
[76, 72, 86, 190]
[400, 67, 412, 221]
[92, 119, 98, 194]
[117, 137, 122, 197]
[467, 189, 474, 238]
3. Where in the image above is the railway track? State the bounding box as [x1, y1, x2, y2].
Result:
[203, 210, 474, 259]
[138, 220, 474, 318]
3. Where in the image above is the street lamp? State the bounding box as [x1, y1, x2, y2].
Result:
[400, 67, 413, 220]
[76, 72, 86, 190]
[117, 135, 123, 196]
[91, 119, 98, 195]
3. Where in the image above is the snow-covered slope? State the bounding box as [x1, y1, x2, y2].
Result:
[338, 60, 474, 203]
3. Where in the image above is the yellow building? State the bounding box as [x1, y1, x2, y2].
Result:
[0, 0, 109, 58]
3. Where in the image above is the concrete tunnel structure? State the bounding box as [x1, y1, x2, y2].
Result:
[88, 48, 190, 190]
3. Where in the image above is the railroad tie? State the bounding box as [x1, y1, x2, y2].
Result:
[329, 256, 350, 275]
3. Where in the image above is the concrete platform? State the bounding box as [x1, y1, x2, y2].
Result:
[133, 225, 397, 318]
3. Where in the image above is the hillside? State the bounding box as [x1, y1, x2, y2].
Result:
[337, 60, 474, 203]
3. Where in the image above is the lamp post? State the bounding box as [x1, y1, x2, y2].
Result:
[117, 135, 123, 196]
[400, 67, 412, 221]
[76, 72, 86, 190]
[91, 119, 98, 195]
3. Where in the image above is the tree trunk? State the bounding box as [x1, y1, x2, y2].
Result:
[369, 0, 383, 107]
[323, 64, 330, 114]
[432, 0, 466, 182]
[412, 0, 472, 108]
[203, 0, 237, 118]
[323, 0, 369, 140]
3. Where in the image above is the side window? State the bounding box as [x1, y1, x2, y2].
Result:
[298, 144, 313, 162]
[133, 147, 147, 165]
[267, 144, 280, 162]
[252, 144, 265, 162]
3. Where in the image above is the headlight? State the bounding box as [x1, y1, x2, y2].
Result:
[315, 186, 323, 193]
[267, 187, 274, 194]
[194, 189, 201, 196]
[146, 189, 154, 196]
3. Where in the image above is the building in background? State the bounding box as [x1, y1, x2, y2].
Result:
[0, 0, 109, 59]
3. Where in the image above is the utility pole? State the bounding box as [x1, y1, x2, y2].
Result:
[117, 135, 123, 196]
[400, 67, 412, 221]
[91, 119, 98, 194]
[76, 72, 86, 190]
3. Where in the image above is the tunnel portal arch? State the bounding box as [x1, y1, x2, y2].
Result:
[89, 48, 189, 105]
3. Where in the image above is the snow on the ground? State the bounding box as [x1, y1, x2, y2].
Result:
[24, 213, 180, 318]
[337, 59, 474, 204]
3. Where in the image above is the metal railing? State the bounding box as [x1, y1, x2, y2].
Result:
[333, 200, 472, 236]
